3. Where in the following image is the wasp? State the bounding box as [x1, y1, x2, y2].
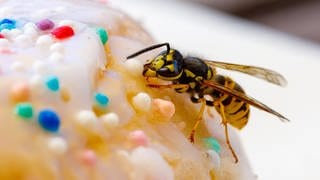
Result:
[126, 43, 289, 163]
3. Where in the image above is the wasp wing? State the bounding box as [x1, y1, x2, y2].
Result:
[202, 80, 289, 122]
[204, 60, 287, 87]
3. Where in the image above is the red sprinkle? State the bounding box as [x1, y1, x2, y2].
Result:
[0, 34, 4, 38]
[51, 26, 74, 39]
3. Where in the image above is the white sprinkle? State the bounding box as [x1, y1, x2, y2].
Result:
[47, 137, 68, 155]
[132, 92, 152, 112]
[36, 35, 54, 47]
[24, 26, 38, 39]
[130, 147, 174, 180]
[75, 110, 97, 128]
[124, 58, 143, 76]
[9, 29, 23, 38]
[23, 22, 37, 30]
[32, 61, 48, 74]
[50, 43, 64, 53]
[206, 150, 221, 170]
[49, 52, 64, 63]
[100, 112, 120, 128]
[10, 62, 25, 72]
[14, 34, 32, 48]
[29, 74, 43, 91]
[0, 39, 10, 47]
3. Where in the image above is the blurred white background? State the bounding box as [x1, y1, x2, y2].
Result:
[110, 0, 320, 179]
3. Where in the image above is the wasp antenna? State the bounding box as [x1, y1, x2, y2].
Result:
[126, 42, 171, 59]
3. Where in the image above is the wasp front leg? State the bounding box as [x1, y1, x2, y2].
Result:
[147, 83, 190, 90]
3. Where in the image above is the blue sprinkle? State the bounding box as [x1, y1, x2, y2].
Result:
[203, 137, 221, 154]
[94, 92, 109, 107]
[45, 75, 60, 92]
[0, 18, 16, 31]
[0, 18, 16, 25]
[38, 109, 60, 133]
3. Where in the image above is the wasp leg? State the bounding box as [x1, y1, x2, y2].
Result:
[218, 102, 239, 163]
[147, 83, 189, 90]
[189, 99, 206, 143]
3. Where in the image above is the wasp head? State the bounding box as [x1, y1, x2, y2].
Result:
[143, 49, 183, 81]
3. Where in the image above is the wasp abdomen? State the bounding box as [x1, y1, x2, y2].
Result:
[210, 75, 250, 130]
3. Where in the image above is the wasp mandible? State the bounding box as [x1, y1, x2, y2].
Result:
[126, 43, 289, 163]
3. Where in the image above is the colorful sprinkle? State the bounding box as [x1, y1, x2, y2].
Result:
[49, 52, 64, 63]
[10, 82, 30, 102]
[48, 137, 68, 155]
[100, 112, 119, 128]
[36, 35, 54, 47]
[128, 130, 149, 147]
[203, 137, 221, 154]
[96, 27, 108, 45]
[51, 26, 74, 39]
[80, 150, 97, 166]
[75, 110, 97, 128]
[14, 103, 34, 120]
[206, 150, 221, 169]
[0, 34, 4, 38]
[50, 43, 64, 52]
[0, 18, 16, 31]
[94, 92, 109, 107]
[38, 109, 61, 133]
[14, 34, 32, 48]
[45, 75, 60, 92]
[123, 58, 143, 76]
[37, 19, 54, 31]
[0, 38, 9, 47]
[0, 18, 15, 25]
[132, 92, 152, 112]
[152, 98, 175, 121]
[60, 87, 71, 102]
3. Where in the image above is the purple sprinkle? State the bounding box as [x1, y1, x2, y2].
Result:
[37, 19, 54, 31]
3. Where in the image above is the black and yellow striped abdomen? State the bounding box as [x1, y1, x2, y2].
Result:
[209, 75, 250, 130]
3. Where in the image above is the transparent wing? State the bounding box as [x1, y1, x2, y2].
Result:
[204, 60, 287, 87]
[202, 80, 289, 122]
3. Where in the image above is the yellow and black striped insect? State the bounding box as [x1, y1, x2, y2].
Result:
[127, 42, 289, 163]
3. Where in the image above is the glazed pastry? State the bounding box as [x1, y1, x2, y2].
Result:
[0, 0, 255, 179]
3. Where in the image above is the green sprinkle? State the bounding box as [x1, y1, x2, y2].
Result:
[15, 103, 34, 120]
[203, 137, 221, 154]
[96, 27, 108, 45]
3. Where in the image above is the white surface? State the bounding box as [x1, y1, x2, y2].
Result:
[111, 0, 320, 179]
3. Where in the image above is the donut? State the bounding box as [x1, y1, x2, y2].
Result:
[0, 0, 255, 179]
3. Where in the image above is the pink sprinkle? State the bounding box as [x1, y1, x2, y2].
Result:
[80, 150, 97, 166]
[37, 19, 55, 31]
[51, 26, 74, 39]
[0, 34, 4, 38]
[0, 48, 13, 54]
[128, 130, 149, 147]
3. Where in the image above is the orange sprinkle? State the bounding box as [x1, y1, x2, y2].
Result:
[152, 98, 175, 121]
[60, 87, 71, 102]
[10, 82, 30, 102]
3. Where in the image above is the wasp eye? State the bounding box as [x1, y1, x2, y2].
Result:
[158, 67, 171, 75]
